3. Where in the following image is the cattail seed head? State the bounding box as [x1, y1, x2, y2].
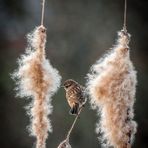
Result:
[12, 26, 61, 148]
[86, 30, 137, 148]
[28, 25, 47, 53]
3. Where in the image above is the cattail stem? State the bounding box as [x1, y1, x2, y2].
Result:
[57, 106, 84, 148]
[123, 0, 127, 33]
[66, 107, 83, 141]
[41, 0, 45, 26]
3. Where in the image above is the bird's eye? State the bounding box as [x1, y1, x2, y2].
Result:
[65, 85, 70, 88]
[65, 83, 72, 88]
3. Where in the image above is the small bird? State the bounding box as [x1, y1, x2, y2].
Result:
[63, 79, 86, 115]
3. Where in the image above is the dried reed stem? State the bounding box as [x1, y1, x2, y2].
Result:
[87, 30, 137, 148]
[57, 106, 84, 148]
[123, 0, 127, 32]
[57, 139, 72, 148]
[41, 0, 45, 26]
[66, 107, 83, 140]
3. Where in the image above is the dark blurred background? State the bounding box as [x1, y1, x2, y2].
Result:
[0, 0, 148, 148]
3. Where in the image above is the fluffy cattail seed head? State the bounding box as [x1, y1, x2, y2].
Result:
[86, 30, 137, 148]
[28, 25, 47, 52]
[12, 26, 61, 148]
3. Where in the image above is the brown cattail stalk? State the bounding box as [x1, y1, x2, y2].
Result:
[57, 106, 83, 148]
[86, 30, 137, 148]
[57, 139, 72, 148]
[41, 0, 45, 26]
[12, 26, 61, 148]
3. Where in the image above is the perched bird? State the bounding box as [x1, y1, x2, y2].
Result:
[63, 79, 86, 115]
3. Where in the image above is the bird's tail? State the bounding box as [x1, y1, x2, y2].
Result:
[69, 103, 79, 115]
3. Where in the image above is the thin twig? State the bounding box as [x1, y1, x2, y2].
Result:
[41, 0, 45, 26]
[123, 0, 127, 33]
[66, 106, 84, 141]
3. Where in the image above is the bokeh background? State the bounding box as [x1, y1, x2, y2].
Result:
[0, 0, 148, 147]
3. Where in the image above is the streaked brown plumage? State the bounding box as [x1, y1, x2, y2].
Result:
[63, 79, 86, 115]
